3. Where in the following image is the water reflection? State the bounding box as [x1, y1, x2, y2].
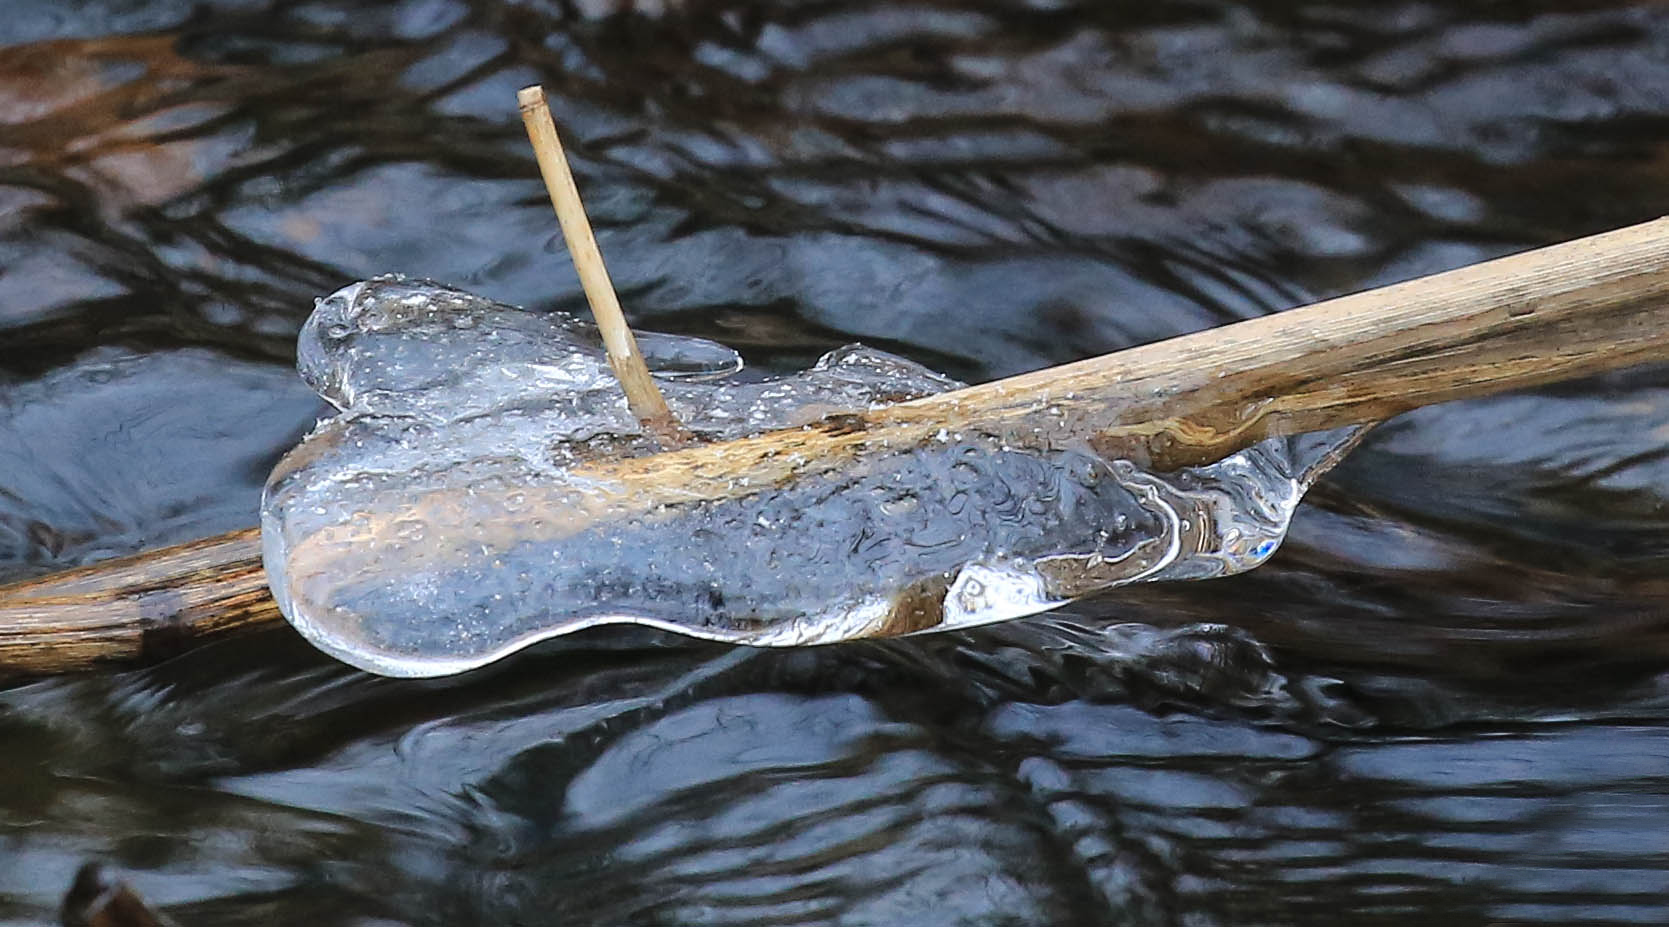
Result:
[7, 621, 1669, 923]
[5, 0, 1669, 923]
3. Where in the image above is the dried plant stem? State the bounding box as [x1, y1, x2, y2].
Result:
[516, 84, 683, 440]
[8, 217, 1669, 674]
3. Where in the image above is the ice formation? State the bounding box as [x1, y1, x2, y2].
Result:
[262, 278, 1358, 676]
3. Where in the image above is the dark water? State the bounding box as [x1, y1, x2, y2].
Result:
[5, 1, 1669, 923]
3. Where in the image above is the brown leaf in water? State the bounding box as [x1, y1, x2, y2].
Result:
[0, 36, 235, 207]
[58, 862, 178, 927]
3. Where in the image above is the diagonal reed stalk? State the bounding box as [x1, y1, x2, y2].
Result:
[517, 84, 686, 444]
[6, 217, 1669, 674]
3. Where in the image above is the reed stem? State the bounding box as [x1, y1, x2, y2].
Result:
[516, 84, 682, 441]
[10, 217, 1669, 674]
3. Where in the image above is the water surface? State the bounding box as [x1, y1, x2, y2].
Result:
[4, 1, 1669, 923]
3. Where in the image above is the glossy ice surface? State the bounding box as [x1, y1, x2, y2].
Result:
[262, 278, 1360, 676]
[9, 2, 1669, 922]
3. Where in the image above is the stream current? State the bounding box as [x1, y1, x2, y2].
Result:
[4, 1, 1669, 923]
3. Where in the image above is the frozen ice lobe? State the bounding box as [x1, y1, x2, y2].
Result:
[262, 278, 1359, 677]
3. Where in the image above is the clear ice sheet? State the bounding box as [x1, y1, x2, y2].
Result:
[262, 278, 1363, 677]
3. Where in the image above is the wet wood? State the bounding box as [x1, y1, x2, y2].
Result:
[8, 217, 1669, 673]
[619, 215, 1669, 486]
[0, 528, 273, 675]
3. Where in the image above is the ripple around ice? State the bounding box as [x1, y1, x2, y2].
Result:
[262, 278, 1364, 677]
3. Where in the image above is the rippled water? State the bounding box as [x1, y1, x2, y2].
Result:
[5, 1, 1669, 923]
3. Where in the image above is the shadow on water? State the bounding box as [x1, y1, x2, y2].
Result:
[5, 0, 1669, 923]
